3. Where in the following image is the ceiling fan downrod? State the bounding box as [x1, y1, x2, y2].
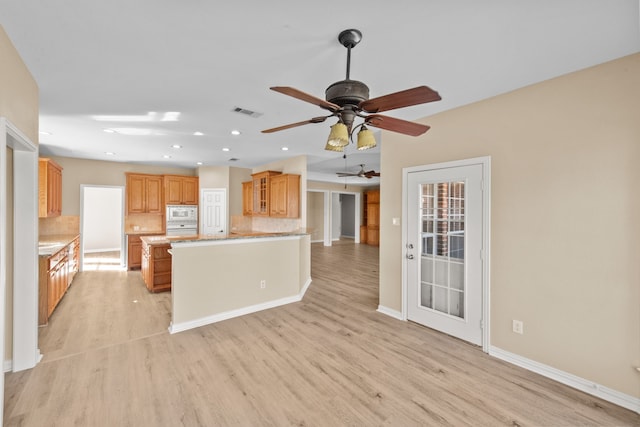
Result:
[338, 29, 362, 80]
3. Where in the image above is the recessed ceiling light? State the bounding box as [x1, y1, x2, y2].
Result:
[196, 162, 203, 166]
[172, 144, 182, 149]
[231, 130, 241, 136]
[103, 129, 116, 133]
[222, 147, 230, 152]
[161, 112, 181, 122]
[281, 147, 289, 151]
[193, 131, 204, 136]
[163, 155, 171, 159]
[39, 131, 52, 136]
[105, 152, 115, 156]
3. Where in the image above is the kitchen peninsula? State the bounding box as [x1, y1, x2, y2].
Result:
[140, 231, 311, 334]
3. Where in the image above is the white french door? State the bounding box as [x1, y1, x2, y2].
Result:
[405, 162, 485, 346]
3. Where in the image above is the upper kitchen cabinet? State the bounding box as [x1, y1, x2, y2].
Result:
[38, 158, 63, 218]
[126, 173, 163, 215]
[269, 174, 300, 218]
[164, 175, 199, 205]
[242, 181, 253, 216]
[251, 171, 281, 216]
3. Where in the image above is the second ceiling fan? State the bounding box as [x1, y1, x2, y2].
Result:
[262, 29, 442, 151]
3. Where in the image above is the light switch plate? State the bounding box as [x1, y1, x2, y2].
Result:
[392, 218, 400, 226]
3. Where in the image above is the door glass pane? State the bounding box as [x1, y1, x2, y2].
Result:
[419, 182, 465, 319]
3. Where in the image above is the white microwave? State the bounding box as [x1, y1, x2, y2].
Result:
[166, 204, 197, 224]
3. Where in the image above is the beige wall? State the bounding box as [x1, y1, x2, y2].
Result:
[1, 26, 39, 366]
[380, 53, 640, 398]
[0, 26, 39, 143]
[229, 167, 252, 217]
[306, 191, 324, 242]
[171, 236, 310, 327]
[49, 156, 194, 216]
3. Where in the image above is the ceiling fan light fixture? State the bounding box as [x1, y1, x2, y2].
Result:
[356, 125, 376, 150]
[327, 122, 349, 147]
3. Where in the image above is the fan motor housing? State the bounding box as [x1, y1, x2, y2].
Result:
[325, 80, 370, 107]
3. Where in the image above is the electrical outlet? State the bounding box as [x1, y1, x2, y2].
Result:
[260, 280, 266, 289]
[512, 320, 524, 334]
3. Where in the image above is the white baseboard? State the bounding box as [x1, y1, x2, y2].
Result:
[169, 277, 313, 335]
[490, 346, 640, 414]
[4, 359, 11, 372]
[377, 305, 404, 321]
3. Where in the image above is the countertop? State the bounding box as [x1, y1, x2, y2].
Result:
[140, 230, 310, 246]
[38, 234, 80, 256]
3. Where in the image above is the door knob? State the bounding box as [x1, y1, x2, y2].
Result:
[406, 254, 414, 260]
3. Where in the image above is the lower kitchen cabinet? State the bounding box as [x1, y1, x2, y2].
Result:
[127, 235, 143, 270]
[38, 236, 80, 325]
[141, 239, 172, 292]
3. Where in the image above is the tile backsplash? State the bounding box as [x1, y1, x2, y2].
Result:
[231, 215, 301, 233]
[39, 215, 80, 236]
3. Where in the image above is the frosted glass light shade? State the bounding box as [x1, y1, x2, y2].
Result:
[356, 126, 376, 150]
[327, 122, 349, 147]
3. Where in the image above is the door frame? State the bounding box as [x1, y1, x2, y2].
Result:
[401, 156, 491, 352]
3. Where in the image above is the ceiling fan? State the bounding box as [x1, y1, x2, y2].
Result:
[262, 29, 441, 151]
[337, 164, 380, 179]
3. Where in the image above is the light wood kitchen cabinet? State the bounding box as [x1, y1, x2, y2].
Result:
[127, 235, 143, 270]
[141, 239, 172, 292]
[126, 173, 163, 214]
[269, 174, 300, 218]
[242, 181, 253, 216]
[164, 175, 199, 205]
[251, 171, 281, 216]
[365, 189, 380, 246]
[38, 236, 79, 325]
[38, 158, 63, 218]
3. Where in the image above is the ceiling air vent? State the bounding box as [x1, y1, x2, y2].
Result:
[232, 107, 262, 118]
[229, 158, 239, 162]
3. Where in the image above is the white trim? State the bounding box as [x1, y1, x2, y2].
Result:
[490, 346, 640, 414]
[401, 156, 491, 352]
[3, 360, 11, 373]
[169, 277, 312, 334]
[377, 305, 404, 321]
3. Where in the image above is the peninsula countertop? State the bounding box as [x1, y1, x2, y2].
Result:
[38, 234, 80, 256]
[139, 230, 310, 246]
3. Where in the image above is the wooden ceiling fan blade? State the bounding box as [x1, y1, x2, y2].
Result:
[336, 173, 358, 177]
[270, 87, 341, 112]
[366, 114, 430, 136]
[262, 116, 329, 133]
[360, 86, 441, 113]
[364, 171, 380, 178]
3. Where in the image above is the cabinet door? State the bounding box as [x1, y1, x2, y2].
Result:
[164, 176, 183, 205]
[127, 175, 146, 214]
[269, 176, 286, 216]
[242, 181, 253, 216]
[146, 176, 164, 213]
[128, 236, 143, 270]
[181, 177, 199, 205]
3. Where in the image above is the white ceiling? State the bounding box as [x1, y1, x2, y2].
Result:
[1, 1, 638, 184]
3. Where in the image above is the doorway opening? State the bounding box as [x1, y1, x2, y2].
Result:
[80, 185, 125, 271]
[307, 190, 360, 246]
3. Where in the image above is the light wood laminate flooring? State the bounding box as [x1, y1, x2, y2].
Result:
[4, 242, 638, 426]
